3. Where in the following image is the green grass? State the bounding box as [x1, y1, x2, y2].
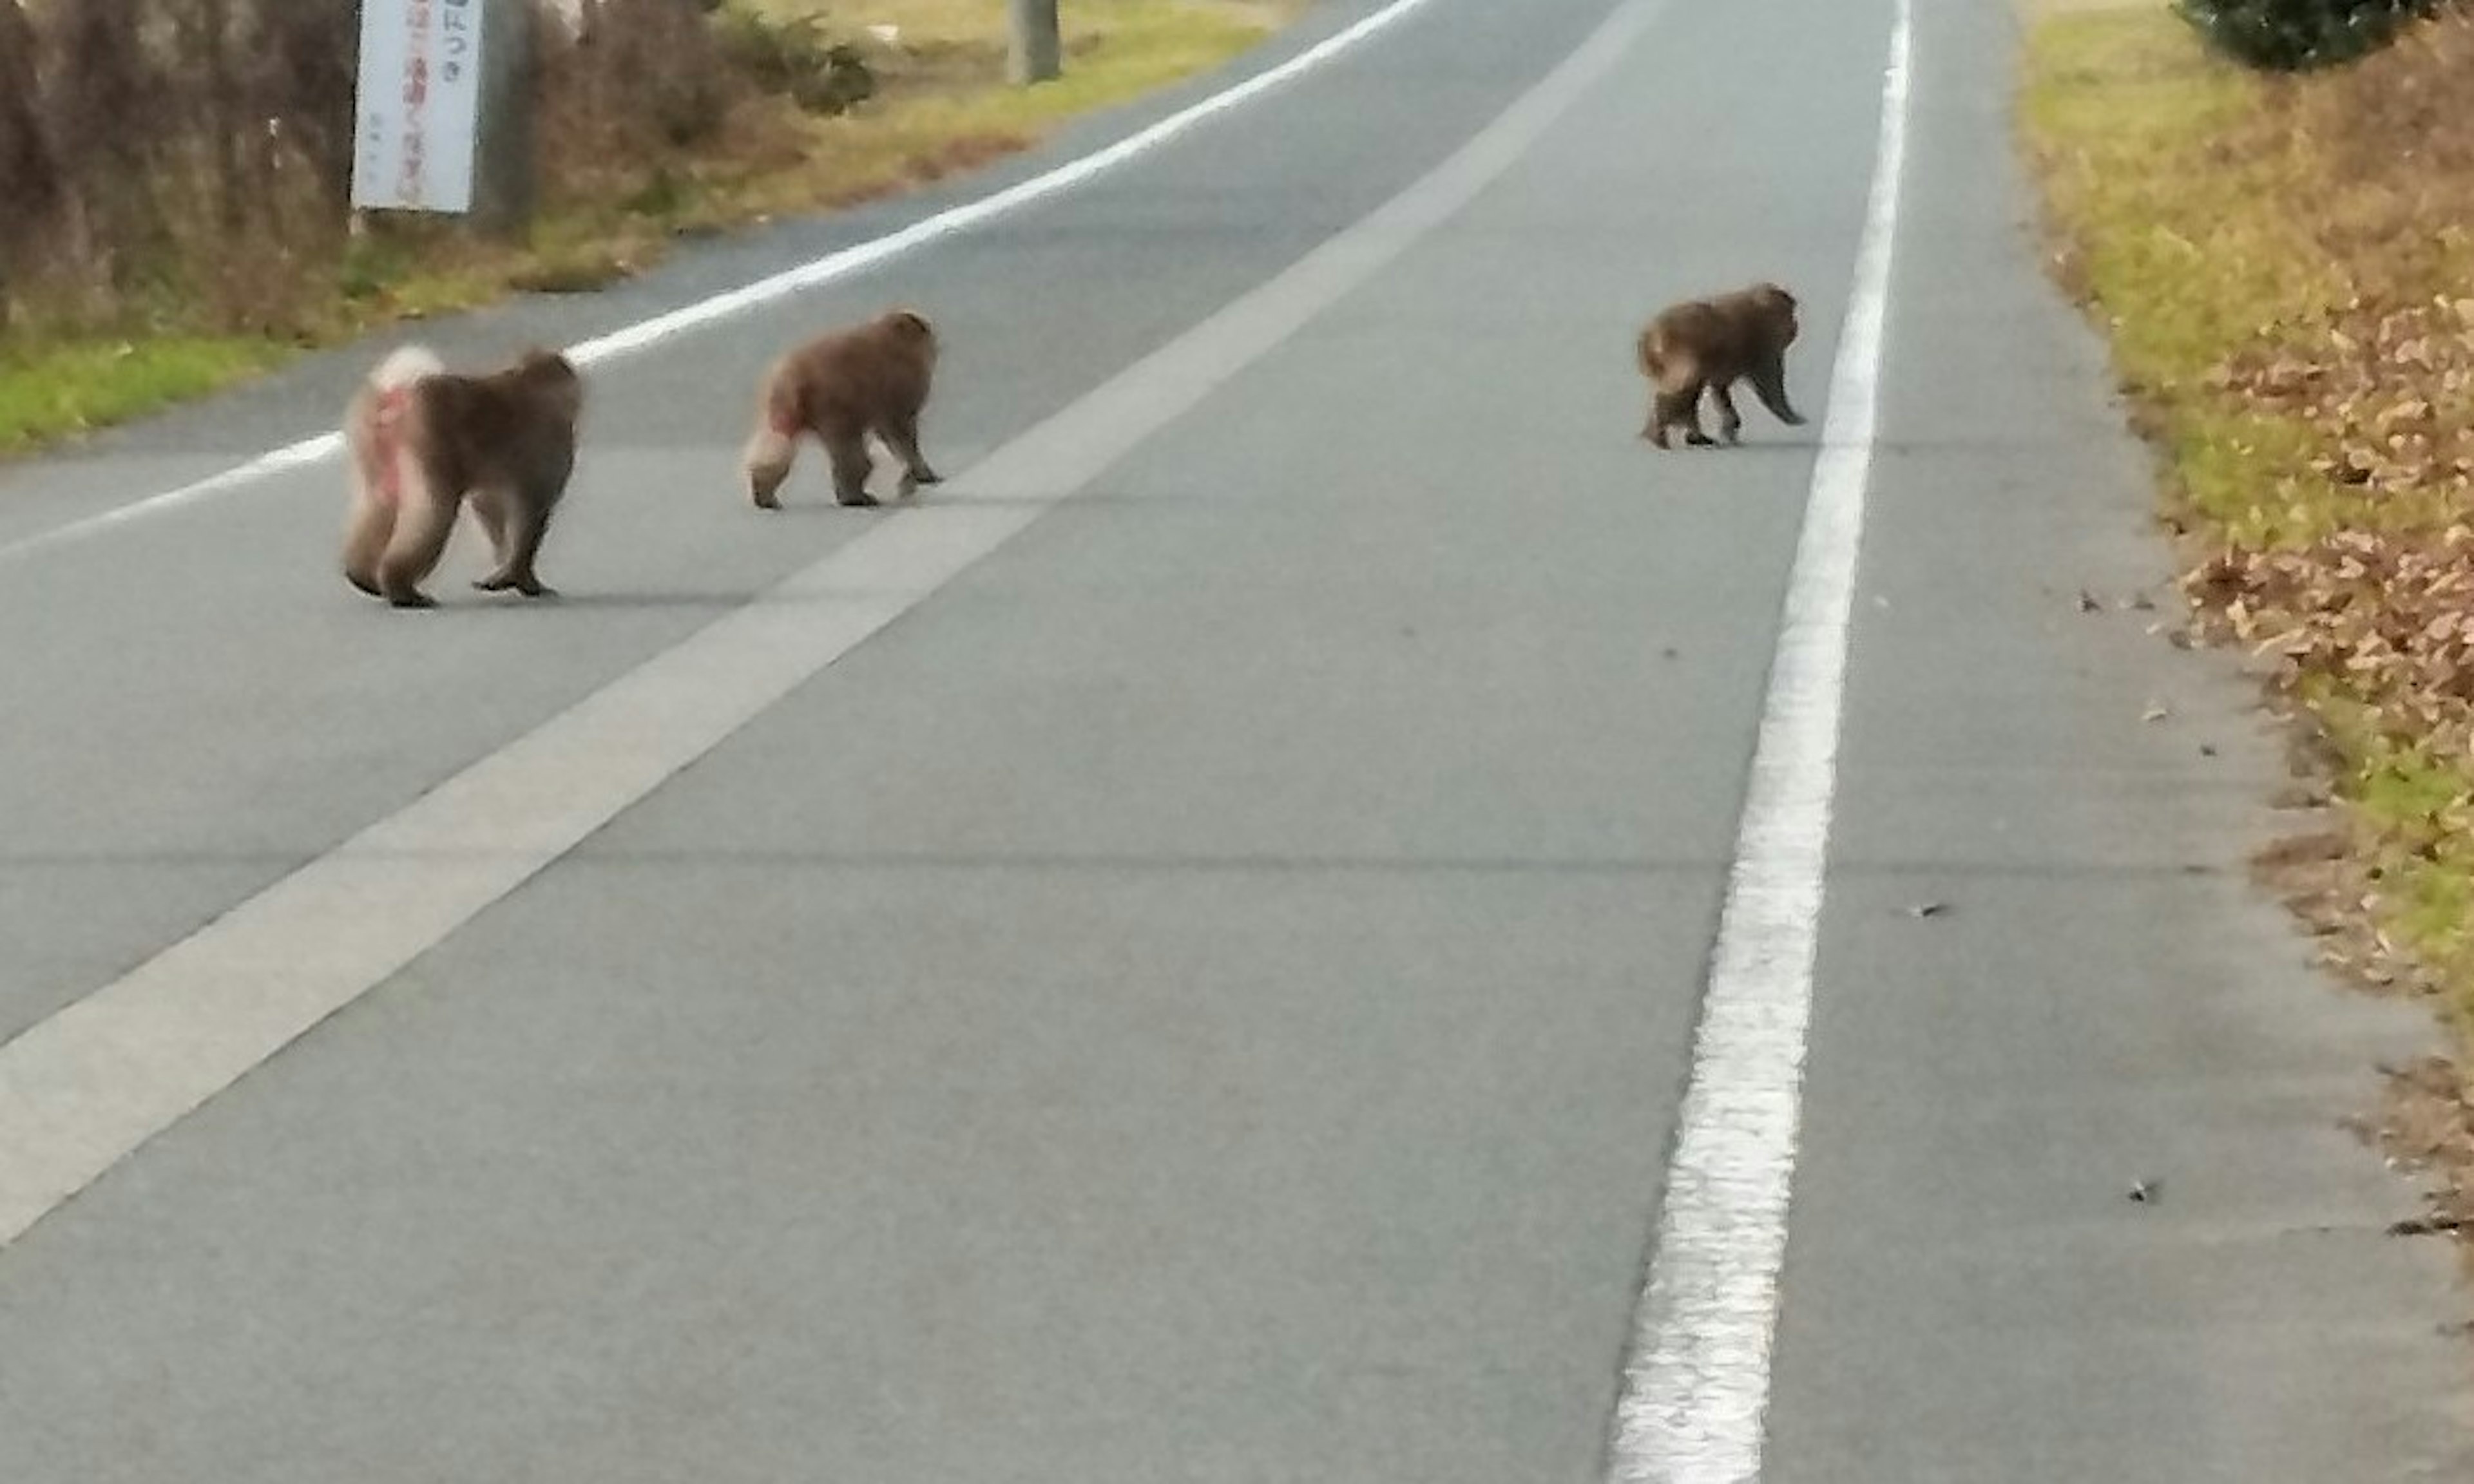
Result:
[2021, 8, 2346, 522]
[2020, 3, 2474, 1018]
[0, 337, 296, 454]
[2314, 696, 2474, 994]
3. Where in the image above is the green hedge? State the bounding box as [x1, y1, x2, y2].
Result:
[2176, 0, 2435, 69]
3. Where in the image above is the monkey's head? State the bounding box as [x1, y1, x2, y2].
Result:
[882, 309, 938, 366]
[1748, 282, 1799, 345]
[514, 348, 586, 426]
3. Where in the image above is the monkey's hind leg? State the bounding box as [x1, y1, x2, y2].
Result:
[341, 482, 396, 598]
[743, 421, 800, 511]
[1647, 383, 1712, 450]
[822, 423, 881, 508]
[1644, 385, 1700, 451]
[342, 432, 403, 596]
[1711, 382, 1744, 446]
[375, 478, 461, 609]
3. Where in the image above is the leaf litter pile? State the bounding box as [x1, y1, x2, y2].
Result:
[2033, 8, 2474, 1250]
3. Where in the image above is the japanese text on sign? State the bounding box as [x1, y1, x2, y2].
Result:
[352, 0, 484, 213]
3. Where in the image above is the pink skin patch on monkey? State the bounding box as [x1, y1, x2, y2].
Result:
[370, 388, 411, 508]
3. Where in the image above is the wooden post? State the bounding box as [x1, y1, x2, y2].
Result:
[1008, 0, 1060, 86]
[468, 0, 537, 238]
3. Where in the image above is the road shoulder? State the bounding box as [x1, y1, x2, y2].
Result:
[1764, 0, 2474, 1475]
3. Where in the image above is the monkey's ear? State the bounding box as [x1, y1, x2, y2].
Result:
[888, 309, 934, 339]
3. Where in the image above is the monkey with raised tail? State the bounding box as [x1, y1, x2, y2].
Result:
[1636, 281, 1806, 450]
[342, 345, 585, 608]
[742, 308, 943, 510]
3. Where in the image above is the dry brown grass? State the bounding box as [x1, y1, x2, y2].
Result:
[0, 0, 1299, 452]
[2023, 1, 2474, 1246]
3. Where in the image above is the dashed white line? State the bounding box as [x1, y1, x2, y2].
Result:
[1603, 0, 1913, 1478]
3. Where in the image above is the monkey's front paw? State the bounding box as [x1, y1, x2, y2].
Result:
[1778, 410, 1808, 426]
[387, 590, 439, 610]
[836, 492, 882, 509]
[475, 573, 557, 599]
[912, 466, 945, 486]
[1683, 431, 1718, 448]
[751, 490, 782, 511]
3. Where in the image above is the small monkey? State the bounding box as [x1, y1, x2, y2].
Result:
[1635, 281, 1806, 450]
[342, 345, 585, 608]
[741, 308, 942, 510]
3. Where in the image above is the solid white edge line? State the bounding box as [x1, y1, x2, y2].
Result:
[0, 0, 1446, 570]
[0, 0, 1674, 1252]
[1604, 0, 1912, 1479]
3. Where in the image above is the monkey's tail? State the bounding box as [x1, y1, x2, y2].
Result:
[358, 346, 444, 510]
[1636, 327, 1669, 383]
[760, 360, 808, 438]
[369, 344, 446, 394]
[743, 372, 801, 504]
[738, 356, 816, 508]
[741, 421, 798, 500]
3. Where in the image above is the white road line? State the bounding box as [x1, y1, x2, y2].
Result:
[1604, 0, 1912, 1478]
[0, 0, 1674, 1250]
[0, 0, 1450, 571]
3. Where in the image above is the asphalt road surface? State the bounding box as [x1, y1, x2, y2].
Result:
[3, 0, 2469, 1478]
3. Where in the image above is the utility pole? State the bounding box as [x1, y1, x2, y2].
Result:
[470, 0, 538, 238]
[1007, 0, 1060, 85]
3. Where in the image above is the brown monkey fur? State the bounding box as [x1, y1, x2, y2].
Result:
[741, 308, 943, 510]
[1635, 281, 1806, 450]
[342, 345, 585, 608]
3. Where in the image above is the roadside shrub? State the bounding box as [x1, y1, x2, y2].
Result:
[2176, 0, 2437, 70]
[0, 0, 905, 341]
[248, 3, 360, 206]
[541, 0, 735, 156]
[714, 7, 876, 115]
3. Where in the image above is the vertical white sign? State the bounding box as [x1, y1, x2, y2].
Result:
[351, 0, 486, 213]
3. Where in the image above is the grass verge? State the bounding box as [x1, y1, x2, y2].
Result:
[0, 0, 1299, 457]
[2020, 2, 2474, 1242]
[0, 338, 299, 451]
